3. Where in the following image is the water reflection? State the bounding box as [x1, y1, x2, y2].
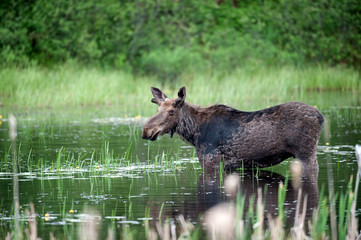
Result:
[149, 167, 319, 228]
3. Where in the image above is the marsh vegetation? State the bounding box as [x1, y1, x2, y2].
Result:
[1, 0, 361, 238]
[0, 94, 361, 239]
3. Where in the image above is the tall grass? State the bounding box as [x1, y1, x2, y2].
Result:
[1, 64, 360, 116]
[0, 65, 155, 116]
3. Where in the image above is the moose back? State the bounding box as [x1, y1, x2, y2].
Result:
[142, 87, 324, 170]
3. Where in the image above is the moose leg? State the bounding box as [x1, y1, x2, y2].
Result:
[287, 127, 320, 169]
[197, 149, 224, 171]
[292, 139, 319, 170]
[285, 138, 319, 184]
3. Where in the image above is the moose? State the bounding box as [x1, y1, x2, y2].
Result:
[142, 87, 324, 170]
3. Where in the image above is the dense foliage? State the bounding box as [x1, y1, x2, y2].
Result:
[1, 0, 360, 78]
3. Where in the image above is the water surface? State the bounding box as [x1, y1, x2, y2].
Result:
[0, 93, 361, 239]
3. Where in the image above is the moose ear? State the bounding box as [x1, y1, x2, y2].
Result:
[150, 87, 168, 105]
[174, 86, 186, 107]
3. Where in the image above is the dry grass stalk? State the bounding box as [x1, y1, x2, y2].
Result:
[346, 144, 361, 239]
[78, 210, 101, 240]
[106, 226, 115, 240]
[176, 215, 194, 239]
[267, 214, 285, 240]
[224, 173, 240, 198]
[151, 214, 194, 240]
[307, 209, 316, 238]
[291, 189, 310, 240]
[155, 221, 163, 239]
[290, 160, 303, 190]
[9, 114, 17, 142]
[50, 232, 56, 240]
[9, 113, 21, 238]
[252, 188, 264, 240]
[25, 202, 38, 240]
[204, 203, 235, 240]
[155, 221, 174, 240]
[147, 227, 158, 240]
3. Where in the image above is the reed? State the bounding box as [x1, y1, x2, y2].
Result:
[1, 64, 360, 115]
[278, 179, 288, 222]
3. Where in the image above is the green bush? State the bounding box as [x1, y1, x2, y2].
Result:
[139, 47, 203, 83]
[0, 0, 360, 71]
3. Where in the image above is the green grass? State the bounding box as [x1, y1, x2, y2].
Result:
[0, 141, 194, 174]
[0, 64, 360, 116]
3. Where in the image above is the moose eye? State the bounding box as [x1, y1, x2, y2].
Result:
[169, 110, 175, 115]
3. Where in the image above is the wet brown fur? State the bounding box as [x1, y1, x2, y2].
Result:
[142, 87, 324, 170]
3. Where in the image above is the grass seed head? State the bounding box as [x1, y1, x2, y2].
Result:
[224, 174, 240, 198]
[290, 160, 303, 189]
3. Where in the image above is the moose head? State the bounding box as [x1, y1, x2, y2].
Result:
[142, 87, 186, 141]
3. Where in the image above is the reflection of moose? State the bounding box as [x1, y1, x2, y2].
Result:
[202, 170, 318, 226]
[147, 169, 319, 228]
[142, 87, 324, 171]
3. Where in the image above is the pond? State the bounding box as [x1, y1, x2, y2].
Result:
[0, 92, 361, 239]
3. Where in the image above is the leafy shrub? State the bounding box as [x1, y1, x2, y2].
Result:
[0, 0, 360, 70]
[139, 46, 203, 83]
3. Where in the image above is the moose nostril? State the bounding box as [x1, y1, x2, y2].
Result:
[142, 128, 152, 139]
[142, 130, 147, 139]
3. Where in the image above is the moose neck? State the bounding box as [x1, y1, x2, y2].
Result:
[175, 102, 203, 147]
